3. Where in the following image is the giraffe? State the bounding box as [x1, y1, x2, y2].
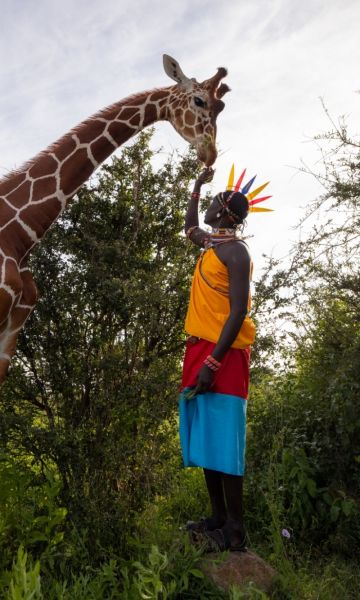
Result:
[0, 54, 230, 384]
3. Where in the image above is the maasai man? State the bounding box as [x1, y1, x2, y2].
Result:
[179, 166, 256, 552]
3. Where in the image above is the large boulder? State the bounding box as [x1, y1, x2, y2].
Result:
[200, 550, 277, 595]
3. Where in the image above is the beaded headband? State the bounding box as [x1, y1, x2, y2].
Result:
[215, 192, 242, 222]
[218, 164, 273, 219]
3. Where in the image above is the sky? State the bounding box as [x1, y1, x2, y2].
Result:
[0, 0, 359, 275]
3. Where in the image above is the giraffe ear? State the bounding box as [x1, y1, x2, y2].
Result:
[163, 54, 193, 87]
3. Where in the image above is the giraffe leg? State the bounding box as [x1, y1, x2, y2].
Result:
[0, 268, 38, 384]
[0, 258, 23, 379]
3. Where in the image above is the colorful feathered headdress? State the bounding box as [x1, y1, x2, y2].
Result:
[226, 164, 273, 213]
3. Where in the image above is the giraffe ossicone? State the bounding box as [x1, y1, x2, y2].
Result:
[0, 54, 229, 384]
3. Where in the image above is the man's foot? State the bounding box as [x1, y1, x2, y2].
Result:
[185, 515, 226, 534]
[195, 525, 247, 553]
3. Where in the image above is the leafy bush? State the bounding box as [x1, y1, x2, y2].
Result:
[0, 454, 66, 572]
[0, 132, 199, 563]
[1, 547, 42, 600]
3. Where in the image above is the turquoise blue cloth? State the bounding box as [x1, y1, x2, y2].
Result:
[179, 389, 247, 476]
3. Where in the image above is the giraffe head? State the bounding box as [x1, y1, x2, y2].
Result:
[163, 55, 230, 166]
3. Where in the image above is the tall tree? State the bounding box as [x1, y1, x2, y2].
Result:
[0, 131, 199, 556]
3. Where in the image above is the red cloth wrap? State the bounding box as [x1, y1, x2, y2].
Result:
[180, 338, 250, 400]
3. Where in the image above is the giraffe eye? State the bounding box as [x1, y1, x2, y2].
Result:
[194, 96, 206, 108]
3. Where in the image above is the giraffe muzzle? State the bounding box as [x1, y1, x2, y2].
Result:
[196, 140, 217, 167]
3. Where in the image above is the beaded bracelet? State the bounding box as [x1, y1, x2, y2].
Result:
[204, 358, 218, 371]
[206, 355, 221, 368]
[191, 191, 200, 200]
[186, 225, 199, 239]
[203, 355, 222, 372]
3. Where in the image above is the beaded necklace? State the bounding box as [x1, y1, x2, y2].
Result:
[204, 227, 238, 249]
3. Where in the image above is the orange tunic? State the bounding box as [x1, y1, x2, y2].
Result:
[184, 247, 255, 349]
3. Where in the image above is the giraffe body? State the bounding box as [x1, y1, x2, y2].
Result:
[0, 55, 229, 383]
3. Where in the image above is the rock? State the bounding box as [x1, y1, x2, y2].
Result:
[200, 550, 277, 595]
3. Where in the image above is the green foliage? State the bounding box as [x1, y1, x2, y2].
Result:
[2, 547, 42, 600]
[0, 130, 199, 563]
[247, 276, 360, 551]
[0, 454, 66, 571]
[248, 104, 360, 556]
[121, 540, 205, 599]
[134, 467, 208, 551]
[291, 295, 360, 489]
[281, 447, 355, 532]
[45, 560, 121, 599]
[43, 534, 225, 599]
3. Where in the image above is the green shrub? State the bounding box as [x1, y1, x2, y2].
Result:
[0, 454, 67, 571]
[1, 546, 42, 600]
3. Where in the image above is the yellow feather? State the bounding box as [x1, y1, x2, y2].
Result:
[247, 181, 270, 200]
[249, 207, 274, 213]
[226, 164, 235, 191]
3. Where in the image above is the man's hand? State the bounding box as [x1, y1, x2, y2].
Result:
[194, 364, 215, 395]
[185, 364, 215, 400]
[196, 167, 215, 186]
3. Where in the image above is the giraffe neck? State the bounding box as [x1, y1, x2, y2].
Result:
[51, 86, 171, 202]
[0, 86, 172, 262]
